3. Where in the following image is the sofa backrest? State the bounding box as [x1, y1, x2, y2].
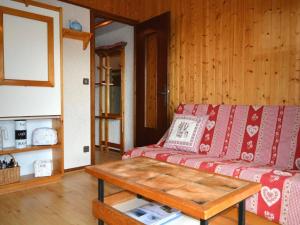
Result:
[175, 104, 300, 170]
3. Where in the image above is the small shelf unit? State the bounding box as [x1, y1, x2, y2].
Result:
[95, 43, 126, 153]
[62, 28, 92, 50]
[0, 116, 64, 195]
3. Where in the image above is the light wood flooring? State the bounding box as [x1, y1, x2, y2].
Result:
[0, 150, 275, 225]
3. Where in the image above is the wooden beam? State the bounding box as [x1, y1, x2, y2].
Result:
[94, 20, 113, 29]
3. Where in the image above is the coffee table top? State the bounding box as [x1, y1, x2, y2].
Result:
[86, 157, 261, 220]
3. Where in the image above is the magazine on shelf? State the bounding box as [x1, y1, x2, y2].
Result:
[125, 202, 182, 225]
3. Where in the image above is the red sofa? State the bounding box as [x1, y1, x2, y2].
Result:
[123, 104, 300, 225]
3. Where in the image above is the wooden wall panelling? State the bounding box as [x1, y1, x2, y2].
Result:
[292, 0, 300, 104]
[138, 0, 300, 117]
[64, 0, 300, 116]
[60, 0, 142, 22]
[64, 0, 300, 117]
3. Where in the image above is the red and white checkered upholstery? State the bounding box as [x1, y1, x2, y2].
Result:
[123, 104, 300, 225]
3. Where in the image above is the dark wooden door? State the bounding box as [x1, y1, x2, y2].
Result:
[135, 12, 170, 147]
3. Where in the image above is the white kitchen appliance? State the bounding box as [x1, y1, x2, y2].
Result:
[32, 128, 58, 146]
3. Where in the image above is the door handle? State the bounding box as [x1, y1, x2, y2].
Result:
[158, 90, 169, 95]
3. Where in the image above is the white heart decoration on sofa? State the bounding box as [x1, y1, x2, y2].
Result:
[295, 158, 300, 170]
[206, 120, 215, 131]
[252, 105, 262, 111]
[247, 125, 259, 137]
[261, 186, 281, 207]
[241, 152, 254, 161]
[199, 144, 210, 152]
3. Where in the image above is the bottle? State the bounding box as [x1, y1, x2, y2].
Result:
[15, 120, 27, 149]
[0, 127, 7, 150]
[0, 129, 3, 150]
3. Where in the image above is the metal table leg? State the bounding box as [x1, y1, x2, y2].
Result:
[98, 179, 104, 225]
[200, 219, 208, 225]
[238, 200, 245, 225]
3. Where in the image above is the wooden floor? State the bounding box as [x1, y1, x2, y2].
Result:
[95, 148, 122, 164]
[0, 150, 275, 225]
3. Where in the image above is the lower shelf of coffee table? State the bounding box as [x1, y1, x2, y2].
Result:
[94, 191, 278, 225]
[94, 191, 199, 225]
[113, 197, 200, 224]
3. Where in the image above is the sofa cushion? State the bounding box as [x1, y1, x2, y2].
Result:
[123, 145, 220, 163]
[123, 147, 300, 225]
[175, 104, 300, 169]
[163, 114, 208, 152]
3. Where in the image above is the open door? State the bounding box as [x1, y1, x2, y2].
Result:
[135, 12, 170, 147]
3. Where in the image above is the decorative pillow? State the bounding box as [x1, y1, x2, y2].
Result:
[163, 114, 208, 152]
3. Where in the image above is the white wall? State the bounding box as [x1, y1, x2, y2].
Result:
[0, 0, 61, 175]
[95, 25, 134, 151]
[0, 0, 91, 170]
[0, 0, 61, 117]
[39, 0, 91, 169]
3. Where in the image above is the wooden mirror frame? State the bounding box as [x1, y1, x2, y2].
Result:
[0, 6, 54, 87]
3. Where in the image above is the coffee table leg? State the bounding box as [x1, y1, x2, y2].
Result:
[98, 179, 104, 225]
[200, 219, 208, 225]
[238, 200, 245, 225]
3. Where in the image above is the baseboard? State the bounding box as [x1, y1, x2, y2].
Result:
[64, 165, 91, 173]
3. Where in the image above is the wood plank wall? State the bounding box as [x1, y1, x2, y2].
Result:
[67, 0, 300, 115]
[60, 0, 142, 21]
[140, 0, 300, 116]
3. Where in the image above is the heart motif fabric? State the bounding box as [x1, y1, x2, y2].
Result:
[241, 152, 254, 161]
[199, 144, 210, 152]
[206, 120, 215, 131]
[247, 125, 259, 137]
[261, 186, 281, 207]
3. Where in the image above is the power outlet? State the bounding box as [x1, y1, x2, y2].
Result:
[83, 146, 89, 153]
[83, 78, 89, 85]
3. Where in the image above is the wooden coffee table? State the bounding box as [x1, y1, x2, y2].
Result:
[86, 157, 261, 225]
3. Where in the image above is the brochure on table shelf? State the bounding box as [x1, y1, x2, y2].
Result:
[125, 202, 182, 225]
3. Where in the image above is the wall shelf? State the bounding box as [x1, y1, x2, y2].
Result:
[62, 28, 92, 50]
[0, 144, 61, 156]
[0, 115, 61, 121]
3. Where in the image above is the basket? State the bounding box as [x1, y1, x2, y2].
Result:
[0, 154, 20, 185]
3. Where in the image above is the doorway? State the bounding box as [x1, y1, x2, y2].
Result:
[91, 12, 136, 164]
[90, 11, 170, 165]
